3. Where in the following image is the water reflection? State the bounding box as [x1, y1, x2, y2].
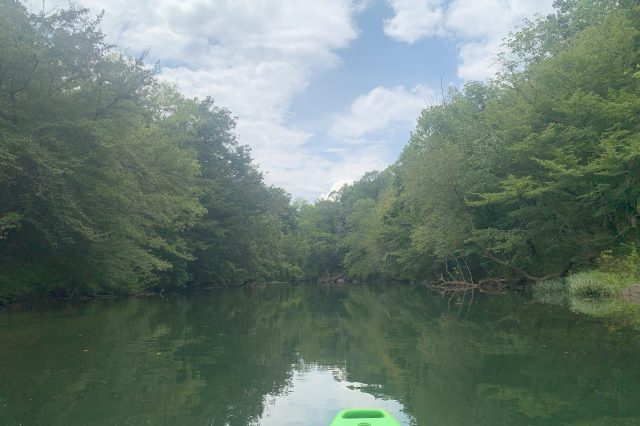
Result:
[258, 366, 410, 426]
[1, 284, 639, 425]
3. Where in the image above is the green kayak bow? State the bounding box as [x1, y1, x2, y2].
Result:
[330, 409, 401, 426]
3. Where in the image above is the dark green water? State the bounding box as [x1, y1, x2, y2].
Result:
[1, 284, 640, 425]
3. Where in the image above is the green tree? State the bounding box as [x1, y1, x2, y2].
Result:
[0, 2, 298, 300]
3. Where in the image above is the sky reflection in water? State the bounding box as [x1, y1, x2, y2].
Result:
[1, 284, 640, 425]
[259, 365, 410, 425]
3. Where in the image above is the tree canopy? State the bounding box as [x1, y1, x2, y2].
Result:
[2, 0, 640, 299]
[298, 0, 640, 285]
[0, 1, 299, 301]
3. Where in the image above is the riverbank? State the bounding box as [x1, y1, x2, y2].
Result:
[534, 271, 640, 323]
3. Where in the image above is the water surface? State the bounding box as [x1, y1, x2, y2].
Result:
[1, 284, 639, 425]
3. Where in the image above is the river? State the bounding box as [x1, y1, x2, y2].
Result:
[1, 284, 639, 425]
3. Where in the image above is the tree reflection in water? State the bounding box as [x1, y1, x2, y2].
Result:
[1, 284, 639, 425]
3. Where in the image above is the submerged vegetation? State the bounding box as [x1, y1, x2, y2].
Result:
[1, 0, 640, 307]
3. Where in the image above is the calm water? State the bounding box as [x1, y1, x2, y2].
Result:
[1, 284, 639, 425]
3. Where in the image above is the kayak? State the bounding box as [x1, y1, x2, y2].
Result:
[330, 409, 401, 426]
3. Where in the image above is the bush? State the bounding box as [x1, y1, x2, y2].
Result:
[533, 279, 568, 305]
[567, 271, 622, 298]
[596, 244, 640, 279]
[536, 279, 567, 293]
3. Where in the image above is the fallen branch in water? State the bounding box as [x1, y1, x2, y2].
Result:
[425, 276, 511, 295]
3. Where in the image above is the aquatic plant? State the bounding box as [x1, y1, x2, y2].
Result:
[567, 272, 623, 298]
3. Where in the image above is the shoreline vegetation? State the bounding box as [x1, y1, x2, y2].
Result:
[2, 0, 640, 324]
[533, 245, 640, 319]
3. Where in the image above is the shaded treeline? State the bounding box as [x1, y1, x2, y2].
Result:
[0, 1, 301, 301]
[297, 0, 640, 285]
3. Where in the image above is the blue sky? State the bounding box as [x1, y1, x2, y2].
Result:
[30, 0, 555, 200]
[290, 1, 460, 121]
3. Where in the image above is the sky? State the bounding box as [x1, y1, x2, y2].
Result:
[29, 0, 555, 200]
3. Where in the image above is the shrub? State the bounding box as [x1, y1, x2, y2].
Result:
[533, 279, 568, 305]
[567, 271, 621, 298]
[596, 243, 640, 279]
[536, 279, 567, 293]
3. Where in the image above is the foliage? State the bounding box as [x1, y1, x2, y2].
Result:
[534, 278, 567, 293]
[567, 271, 624, 298]
[532, 279, 569, 305]
[0, 1, 298, 299]
[297, 0, 640, 286]
[4, 0, 640, 295]
[294, 199, 347, 280]
[596, 244, 640, 280]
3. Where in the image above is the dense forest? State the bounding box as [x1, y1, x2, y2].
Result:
[2, 0, 640, 302]
[297, 0, 640, 294]
[0, 0, 302, 301]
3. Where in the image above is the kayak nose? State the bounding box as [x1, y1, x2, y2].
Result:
[342, 409, 385, 418]
[330, 408, 401, 426]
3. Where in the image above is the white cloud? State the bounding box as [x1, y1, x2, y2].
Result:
[319, 84, 438, 197]
[319, 144, 394, 199]
[384, 0, 445, 43]
[34, 1, 553, 199]
[456, 39, 503, 81]
[384, 0, 555, 80]
[330, 85, 436, 139]
[31, 0, 362, 200]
